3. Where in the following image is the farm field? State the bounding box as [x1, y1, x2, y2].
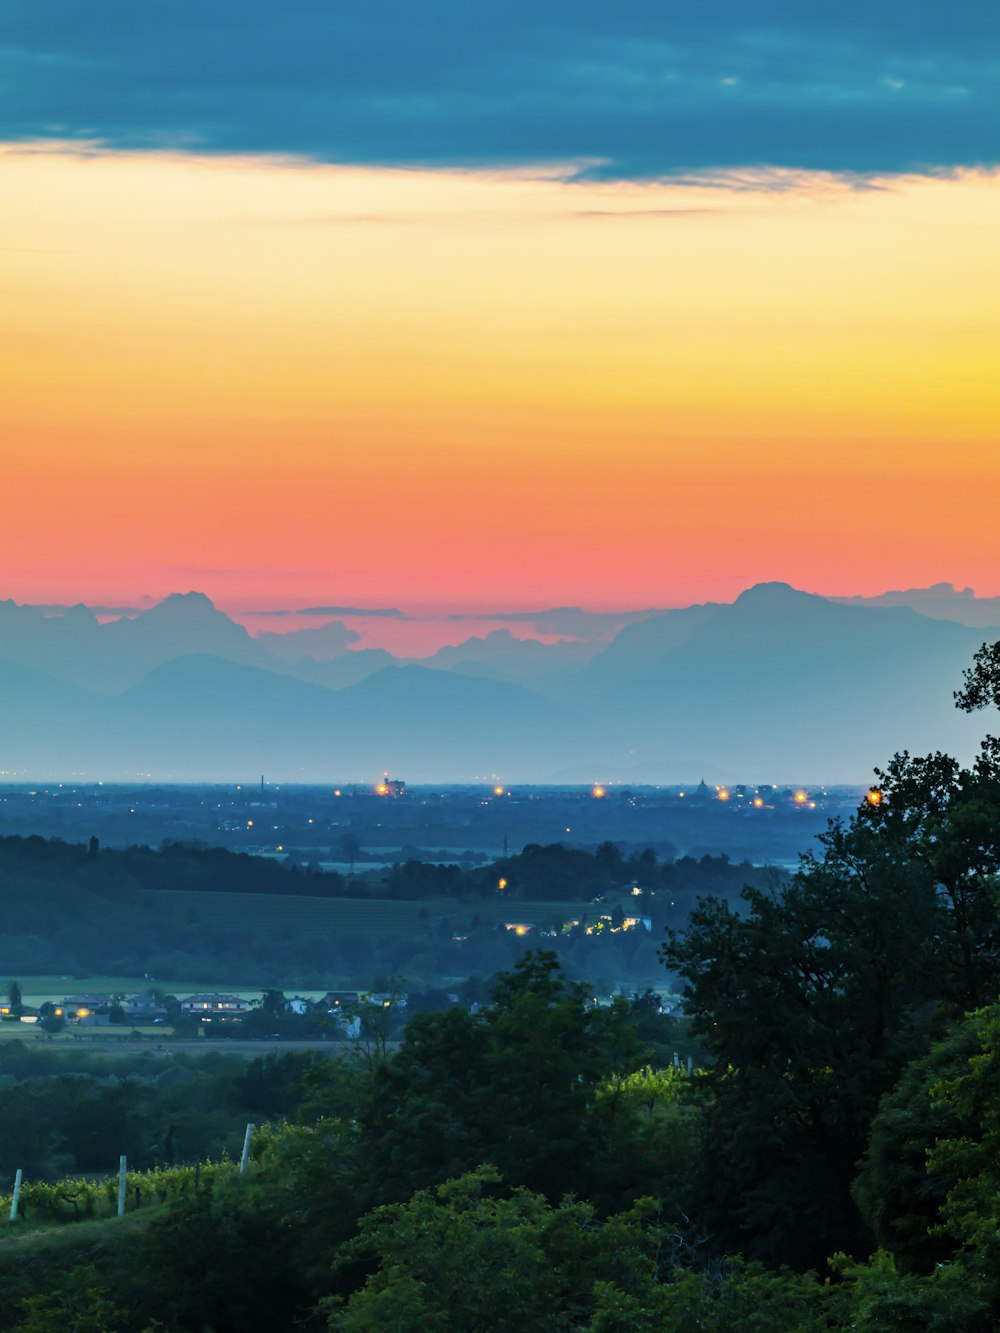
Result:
[147, 888, 605, 939]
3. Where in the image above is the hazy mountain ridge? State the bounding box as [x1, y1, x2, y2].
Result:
[0, 592, 395, 694]
[0, 584, 994, 782]
[833, 582, 1000, 630]
[579, 583, 988, 780]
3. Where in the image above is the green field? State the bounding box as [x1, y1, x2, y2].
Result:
[154, 888, 606, 939]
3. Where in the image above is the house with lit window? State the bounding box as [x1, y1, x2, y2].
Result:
[178, 993, 250, 1022]
[58, 994, 113, 1022]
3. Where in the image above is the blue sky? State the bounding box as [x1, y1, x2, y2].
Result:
[2, 1, 998, 177]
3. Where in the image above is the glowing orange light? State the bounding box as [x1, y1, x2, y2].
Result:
[376, 783, 389, 795]
[498, 877, 508, 891]
[494, 785, 504, 796]
[867, 788, 883, 806]
[515, 925, 528, 936]
[753, 797, 763, 808]
[718, 790, 729, 801]
[247, 819, 253, 827]
[592, 785, 606, 798]
[794, 792, 807, 804]
[333, 789, 342, 797]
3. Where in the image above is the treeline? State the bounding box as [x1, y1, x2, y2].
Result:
[386, 840, 778, 915]
[0, 831, 776, 986]
[0, 834, 344, 897]
[0, 830, 777, 909]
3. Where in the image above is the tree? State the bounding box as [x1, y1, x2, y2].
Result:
[924, 1000, 1000, 1317]
[325, 1167, 685, 1333]
[955, 639, 1000, 713]
[7, 980, 23, 1018]
[660, 643, 1000, 1268]
[662, 770, 952, 1265]
[15, 1267, 127, 1333]
[854, 1019, 982, 1273]
[339, 832, 362, 875]
[351, 953, 647, 1210]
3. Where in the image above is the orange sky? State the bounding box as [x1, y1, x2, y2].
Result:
[2, 144, 998, 613]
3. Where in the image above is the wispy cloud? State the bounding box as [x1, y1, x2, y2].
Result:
[259, 606, 409, 619]
[568, 208, 723, 218]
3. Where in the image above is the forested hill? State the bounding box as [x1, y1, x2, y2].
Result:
[0, 834, 775, 986]
[0, 834, 340, 898]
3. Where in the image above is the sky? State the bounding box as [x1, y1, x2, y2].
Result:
[2, 2, 999, 625]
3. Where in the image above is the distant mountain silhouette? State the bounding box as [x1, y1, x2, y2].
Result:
[575, 582, 989, 779]
[0, 592, 268, 691]
[0, 584, 993, 781]
[421, 629, 595, 688]
[834, 582, 1000, 630]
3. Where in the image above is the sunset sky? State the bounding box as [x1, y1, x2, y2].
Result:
[2, 2, 998, 628]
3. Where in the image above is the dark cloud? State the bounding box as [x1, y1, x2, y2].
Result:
[1, 2, 997, 177]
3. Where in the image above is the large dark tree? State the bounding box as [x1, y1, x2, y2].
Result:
[663, 683, 1000, 1267]
[352, 952, 647, 1209]
[955, 638, 1000, 714]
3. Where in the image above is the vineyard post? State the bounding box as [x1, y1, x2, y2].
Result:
[240, 1123, 254, 1174]
[117, 1156, 127, 1217]
[9, 1169, 22, 1222]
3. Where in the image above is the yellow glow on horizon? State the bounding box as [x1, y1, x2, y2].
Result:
[2, 144, 999, 605]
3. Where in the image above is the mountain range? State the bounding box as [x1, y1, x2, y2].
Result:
[0, 584, 996, 783]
